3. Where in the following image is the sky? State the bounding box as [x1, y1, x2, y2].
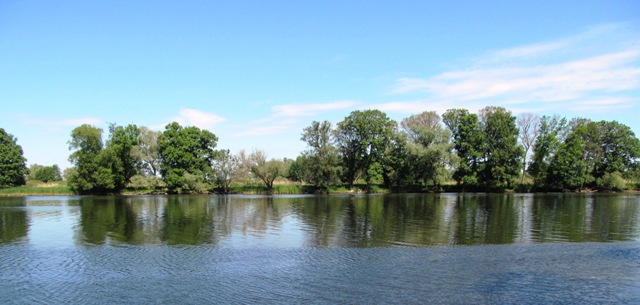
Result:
[1, 0, 639, 170]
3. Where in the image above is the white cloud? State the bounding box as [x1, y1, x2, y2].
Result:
[172, 108, 226, 130]
[390, 24, 640, 113]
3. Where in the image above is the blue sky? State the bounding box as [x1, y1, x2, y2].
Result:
[1, 1, 639, 169]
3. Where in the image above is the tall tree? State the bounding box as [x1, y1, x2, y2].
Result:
[246, 150, 287, 191]
[335, 110, 396, 187]
[135, 127, 162, 176]
[528, 115, 566, 190]
[442, 108, 469, 138]
[444, 109, 484, 188]
[300, 120, 339, 189]
[591, 120, 640, 180]
[479, 106, 523, 190]
[546, 126, 589, 191]
[102, 123, 141, 191]
[158, 122, 218, 192]
[67, 124, 105, 193]
[211, 149, 241, 193]
[0, 128, 28, 187]
[517, 113, 539, 184]
[400, 111, 455, 189]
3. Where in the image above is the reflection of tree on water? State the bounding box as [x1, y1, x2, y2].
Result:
[78, 197, 138, 245]
[70, 193, 639, 247]
[162, 195, 217, 245]
[531, 194, 640, 242]
[0, 197, 28, 243]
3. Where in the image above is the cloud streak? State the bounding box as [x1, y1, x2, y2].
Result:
[172, 108, 226, 130]
[391, 24, 640, 113]
[271, 100, 360, 117]
[235, 101, 360, 137]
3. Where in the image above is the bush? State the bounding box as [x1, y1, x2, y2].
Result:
[597, 172, 626, 191]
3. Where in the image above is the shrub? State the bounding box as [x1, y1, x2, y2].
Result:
[597, 172, 626, 191]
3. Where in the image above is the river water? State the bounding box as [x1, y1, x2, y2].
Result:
[1, 193, 639, 304]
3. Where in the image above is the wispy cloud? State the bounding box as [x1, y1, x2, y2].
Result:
[235, 101, 360, 137]
[271, 100, 360, 117]
[390, 23, 640, 114]
[172, 108, 226, 130]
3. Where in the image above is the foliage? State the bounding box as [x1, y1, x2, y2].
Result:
[33, 165, 63, 182]
[158, 122, 218, 193]
[538, 119, 640, 192]
[335, 110, 395, 187]
[596, 171, 626, 191]
[0, 128, 28, 187]
[27, 164, 44, 181]
[245, 150, 288, 191]
[63, 167, 76, 181]
[103, 123, 141, 191]
[67, 124, 106, 194]
[545, 126, 590, 191]
[590, 120, 640, 180]
[528, 115, 567, 190]
[400, 111, 455, 189]
[300, 120, 340, 189]
[134, 127, 162, 176]
[479, 106, 523, 190]
[444, 109, 483, 189]
[67, 124, 141, 194]
[127, 174, 165, 191]
[211, 149, 241, 193]
[285, 156, 306, 182]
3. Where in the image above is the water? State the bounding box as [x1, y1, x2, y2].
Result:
[1, 193, 639, 304]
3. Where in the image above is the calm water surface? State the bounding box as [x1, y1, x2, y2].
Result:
[1, 193, 639, 304]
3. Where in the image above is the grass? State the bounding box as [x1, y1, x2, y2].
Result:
[0, 182, 73, 196]
[5, 178, 637, 197]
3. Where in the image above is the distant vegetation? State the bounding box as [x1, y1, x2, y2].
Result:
[1, 106, 639, 195]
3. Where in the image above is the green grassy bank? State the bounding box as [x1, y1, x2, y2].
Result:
[0, 183, 73, 196]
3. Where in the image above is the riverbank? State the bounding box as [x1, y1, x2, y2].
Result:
[2, 182, 638, 196]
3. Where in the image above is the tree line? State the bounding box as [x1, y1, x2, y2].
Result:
[1, 106, 639, 193]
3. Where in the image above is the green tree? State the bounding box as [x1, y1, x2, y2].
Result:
[335, 110, 396, 187]
[211, 149, 240, 193]
[401, 111, 455, 189]
[546, 126, 589, 191]
[68, 124, 142, 194]
[246, 150, 288, 191]
[479, 106, 523, 190]
[102, 123, 141, 191]
[286, 156, 306, 182]
[67, 124, 105, 194]
[134, 127, 162, 176]
[444, 109, 483, 189]
[383, 131, 413, 189]
[158, 122, 218, 192]
[27, 164, 44, 181]
[300, 120, 340, 189]
[0, 128, 28, 187]
[591, 120, 640, 180]
[528, 115, 567, 190]
[34, 165, 62, 182]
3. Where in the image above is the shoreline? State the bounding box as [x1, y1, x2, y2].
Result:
[1, 189, 638, 197]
